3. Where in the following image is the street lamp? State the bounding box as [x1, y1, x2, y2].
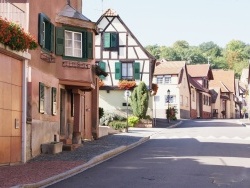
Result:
[167, 89, 170, 123]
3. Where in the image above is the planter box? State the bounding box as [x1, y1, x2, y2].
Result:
[41, 142, 63, 154]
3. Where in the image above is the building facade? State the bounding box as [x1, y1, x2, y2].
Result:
[187, 64, 213, 119]
[95, 9, 156, 118]
[153, 60, 190, 119]
[0, 0, 102, 165]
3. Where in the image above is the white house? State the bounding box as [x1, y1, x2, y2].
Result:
[153, 60, 190, 119]
[95, 9, 156, 117]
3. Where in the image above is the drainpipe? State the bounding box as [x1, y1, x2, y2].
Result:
[22, 60, 28, 163]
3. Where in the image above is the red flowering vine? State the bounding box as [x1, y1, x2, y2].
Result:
[0, 17, 38, 52]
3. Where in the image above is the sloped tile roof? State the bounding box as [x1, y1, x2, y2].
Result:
[103, 9, 118, 16]
[58, 4, 91, 21]
[187, 64, 213, 79]
[189, 76, 206, 92]
[210, 69, 235, 93]
[154, 60, 186, 75]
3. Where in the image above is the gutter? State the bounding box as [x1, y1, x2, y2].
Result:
[22, 60, 28, 163]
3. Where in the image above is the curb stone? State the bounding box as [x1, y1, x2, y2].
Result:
[16, 120, 182, 188]
[18, 137, 150, 188]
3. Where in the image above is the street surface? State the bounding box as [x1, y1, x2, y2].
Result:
[46, 119, 250, 188]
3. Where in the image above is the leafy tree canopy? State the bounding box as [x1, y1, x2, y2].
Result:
[145, 40, 250, 78]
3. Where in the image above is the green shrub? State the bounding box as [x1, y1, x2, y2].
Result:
[109, 121, 127, 130]
[128, 116, 140, 127]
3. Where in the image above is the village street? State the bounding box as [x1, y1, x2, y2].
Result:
[47, 119, 250, 188]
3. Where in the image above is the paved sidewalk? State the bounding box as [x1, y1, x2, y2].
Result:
[0, 120, 181, 188]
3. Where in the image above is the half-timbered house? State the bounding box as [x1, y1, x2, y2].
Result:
[95, 9, 156, 117]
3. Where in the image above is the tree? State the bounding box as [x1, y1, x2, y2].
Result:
[130, 82, 149, 119]
[145, 44, 161, 59]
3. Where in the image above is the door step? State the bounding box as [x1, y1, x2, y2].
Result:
[62, 144, 82, 151]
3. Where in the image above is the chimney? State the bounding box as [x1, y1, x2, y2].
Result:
[77, 0, 82, 13]
[67, 0, 70, 5]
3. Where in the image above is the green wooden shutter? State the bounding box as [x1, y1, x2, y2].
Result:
[115, 62, 122, 80]
[111, 33, 118, 48]
[38, 13, 45, 47]
[103, 33, 111, 48]
[45, 23, 51, 50]
[99, 61, 106, 79]
[39, 82, 45, 113]
[134, 62, 140, 80]
[87, 32, 93, 59]
[55, 27, 64, 55]
[51, 87, 57, 115]
[82, 31, 88, 59]
[50, 23, 55, 52]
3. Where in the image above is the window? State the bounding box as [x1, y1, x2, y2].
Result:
[115, 62, 140, 80]
[186, 96, 189, 106]
[51, 87, 57, 115]
[192, 90, 195, 102]
[98, 61, 106, 80]
[65, 31, 82, 58]
[165, 95, 176, 104]
[122, 63, 133, 80]
[103, 32, 119, 50]
[180, 95, 183, 106]
[164, 76, 171, 84]
[39, 82, 57, 115]
[38, 13, 54, 52]
[156, 76, 163, 84]
[55, 27, 93, 60]
[157, 75, 171, 84]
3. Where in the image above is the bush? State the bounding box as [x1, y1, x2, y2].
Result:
[128, 116, 139, 127]
[100, 113, 127, 126]
[109, 121, 127, 130]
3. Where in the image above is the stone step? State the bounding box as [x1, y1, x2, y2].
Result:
[62, 144, 82, 151]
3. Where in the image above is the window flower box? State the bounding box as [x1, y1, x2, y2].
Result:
[118, 80, 136, 90]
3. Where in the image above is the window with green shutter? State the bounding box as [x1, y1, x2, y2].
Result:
[51, 87, 57, 115]
[134, 62, 140, 80]
[39, 82, 45, 113]
[99, 61, 106, 80]
[103, 32, 119, 50]
[115, 62, 122, 80]
[38, 13, 54, 52]
[115, 62, 141, 80]
[56, 27, 93, 60]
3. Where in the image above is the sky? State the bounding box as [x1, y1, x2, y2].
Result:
[82, 0, 250, 48]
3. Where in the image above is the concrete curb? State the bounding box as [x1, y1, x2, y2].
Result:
[18, 136, 150, 188]
[169, 121, 182, 128]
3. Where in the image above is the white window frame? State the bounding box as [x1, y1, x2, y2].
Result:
[65, 30, 82, 58]
[156, 76, 163, 84]
[122, 62, 133, 80]
[164, 75, 171, 84]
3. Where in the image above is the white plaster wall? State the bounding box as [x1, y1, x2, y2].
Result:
[134, 47, 148, 59]
[153, 82, 180, 119]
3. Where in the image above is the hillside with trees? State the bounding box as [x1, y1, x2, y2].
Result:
[145, 40, 250, 78]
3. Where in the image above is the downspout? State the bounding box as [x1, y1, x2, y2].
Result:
[22, 60, 28, 163]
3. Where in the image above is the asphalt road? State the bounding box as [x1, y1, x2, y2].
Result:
[46, 119, 250, 188]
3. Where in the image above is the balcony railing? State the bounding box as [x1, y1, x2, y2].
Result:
[0, 0, 26, 29]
